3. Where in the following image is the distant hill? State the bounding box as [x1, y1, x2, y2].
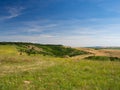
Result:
[77, 47, 120, 58]
[0, 42, 89, 57]
[86, 46, 120, 50]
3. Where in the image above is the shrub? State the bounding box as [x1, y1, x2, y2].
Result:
[85, 56, 120, 61]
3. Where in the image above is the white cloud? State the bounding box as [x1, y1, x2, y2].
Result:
[22, 21, 58, 33]
[0, 6, 25, 20]
[0, 31, 120, 47]
[7, 7, 24, 19]
[1, 18, 120, 47]
[0, 34, 56, 43]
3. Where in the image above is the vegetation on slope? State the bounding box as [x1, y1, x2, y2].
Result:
[0, 42, 89, 57]
[0, 45, 18, 55]
[0, 42, 120, 90]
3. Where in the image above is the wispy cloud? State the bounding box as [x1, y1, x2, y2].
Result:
[23, 23, 57, 33]
[0, 34, 57, 44]
[1, 18, 120, 46]
[1, 31, 120, 47]
[7, 6, 25, 19]
[0, 6, 25, 20]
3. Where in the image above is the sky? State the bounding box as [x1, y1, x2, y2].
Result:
[0, 0, 120, 47]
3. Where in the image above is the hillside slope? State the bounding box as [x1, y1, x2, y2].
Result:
[0, 42, 89, 57]
[0, 42, 120, 90]
[77, 47, 120, 58]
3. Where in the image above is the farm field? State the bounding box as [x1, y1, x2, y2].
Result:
[0, 43, 120, 90]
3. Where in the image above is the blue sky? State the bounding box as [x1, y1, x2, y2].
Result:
[0, 0, 120, 47]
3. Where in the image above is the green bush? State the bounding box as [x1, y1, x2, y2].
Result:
[85, 56, 120, 61]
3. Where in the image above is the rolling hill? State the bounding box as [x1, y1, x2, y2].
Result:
[0, 42, 89, 57]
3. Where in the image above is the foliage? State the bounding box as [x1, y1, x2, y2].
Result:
[85, 56, 120, 61]
[0, 42, 89, 57]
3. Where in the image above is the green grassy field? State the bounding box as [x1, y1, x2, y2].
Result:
[0, 45, 18, 55]
[0, 44, 120, 90]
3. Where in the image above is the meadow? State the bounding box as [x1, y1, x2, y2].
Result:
[0, 43, 120, 90]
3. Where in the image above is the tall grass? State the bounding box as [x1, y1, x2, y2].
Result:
[0, 55, 120, 90]
[0, 44, 120, 90]
[0, 45, 18, 55]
